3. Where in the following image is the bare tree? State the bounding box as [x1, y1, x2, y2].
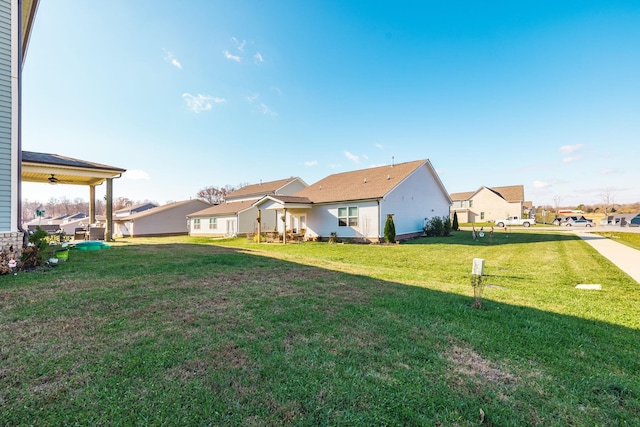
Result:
[552, 195, 562, 214]
[113, 197, 133, 211]
[197, 185, 236, 205]
[599, 189, 615, 217]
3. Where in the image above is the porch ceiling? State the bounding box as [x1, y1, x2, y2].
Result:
[21, 151, 126, 187]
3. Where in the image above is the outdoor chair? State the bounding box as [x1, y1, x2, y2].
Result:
[88, 227, 105, 241]
[73, 227, 87, 241]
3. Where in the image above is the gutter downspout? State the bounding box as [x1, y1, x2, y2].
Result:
[17, 2, 27, 246]
[377, 198, 382, 242]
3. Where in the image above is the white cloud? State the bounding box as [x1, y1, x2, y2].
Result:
[123, 170, 150, 180]
[375, 143, 383, 149]
[245, 93, 259, 103]
[182, 93, 225, 113]
[231, 37, 246, 51]
[344, 151, 360, 163]
[162, 49, 182, 69]
[259, 103, 277, 116]
[562, 156, 583, 163]
[601, 168, 622, 175]
[254, 52, 264, 63]
[304, 160, 318, 167]
[559, 144, 584, 155]
[533, 180, 551, 188]
[223, 50, 241, 62]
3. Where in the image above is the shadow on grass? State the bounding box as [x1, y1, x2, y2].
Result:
[2, 241, 638, 426]
[406, 229, 581, 246]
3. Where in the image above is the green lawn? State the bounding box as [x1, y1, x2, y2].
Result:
[594, 231, 640, 251]
[1, 230, 639, 426]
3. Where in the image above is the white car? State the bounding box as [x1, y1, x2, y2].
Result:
[564, 219, 595, 227]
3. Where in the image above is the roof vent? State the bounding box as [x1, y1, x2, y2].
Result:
[319, 185, 322, 190]
[387, 174, 390, 180]
[364, 178, 367, 183]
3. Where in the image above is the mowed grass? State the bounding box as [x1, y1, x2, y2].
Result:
[1, 230, 639, 426]
[594, 231, 640, 251]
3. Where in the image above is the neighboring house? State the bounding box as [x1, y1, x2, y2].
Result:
[606, 213, 640, 227]
[188, 177, 308, 237]
[450, 185, 533, 223]
[114, 202, 158, 218]
[0, 1, 39, 257]
[114, 199, 211, 237]
[253, 159, 451, 242]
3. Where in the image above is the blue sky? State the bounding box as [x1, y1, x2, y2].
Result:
[22, 1, 640, 208]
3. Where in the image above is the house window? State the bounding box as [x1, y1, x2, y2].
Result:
[338, 207, 358, 227]
[209, 218, 217, 229]
[480, 212, 485, 220]
[193, 219, 201, 230]
[460, 201, 466, 208]
[469, 200, 474, 208]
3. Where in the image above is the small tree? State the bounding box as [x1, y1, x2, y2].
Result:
[384, 214, 396, 243]
[444, 215, 452, 236]
[452, 212, 459, 231]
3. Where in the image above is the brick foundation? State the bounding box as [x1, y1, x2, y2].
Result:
[1, 231, 24, 259]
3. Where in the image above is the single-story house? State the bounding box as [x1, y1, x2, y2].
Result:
[605, 213, 640, 227]
[114, 202, 158, 218]
[253, 159, 451, 242]
[188, 177, 308, 237]
[450, 185, 533, 223]
[114, 199, 211, 237]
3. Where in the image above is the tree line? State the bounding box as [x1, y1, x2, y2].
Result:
[21, 184, 241, 221]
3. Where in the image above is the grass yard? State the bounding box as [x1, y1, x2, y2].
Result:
[594, 231, 640, 251]
[1, 230, 639, 425]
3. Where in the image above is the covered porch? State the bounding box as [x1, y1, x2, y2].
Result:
[21, 151, 126, 241]
[253, 195, 312, 243]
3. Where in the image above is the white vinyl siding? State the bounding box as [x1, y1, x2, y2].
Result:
[0, 0, 11, 231]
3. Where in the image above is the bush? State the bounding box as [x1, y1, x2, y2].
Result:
[452, 212, 459, 231]
[424, 216, 451, 237]
[21, 226, 50, 269]
[384, 214, 396, 243]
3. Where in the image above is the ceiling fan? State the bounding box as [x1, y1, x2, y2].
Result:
[48, 174, 60, 184]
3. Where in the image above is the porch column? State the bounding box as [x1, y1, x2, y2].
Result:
[257, 209, 262, 243]
[89, 185, 96, 224]
[105, 178, 113, 241]
[282, 208, 287, 244]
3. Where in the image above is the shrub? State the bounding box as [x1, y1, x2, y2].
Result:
[384, 214, 396, 243]
[423, 216, 451, 237]
[452, 212, 459, 231]
[21, 226, 50, 269]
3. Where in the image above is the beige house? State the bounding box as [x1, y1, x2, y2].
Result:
[114, 199, 211, 237]
[188, 177, 308, 237]
[450, 185, 533, 223]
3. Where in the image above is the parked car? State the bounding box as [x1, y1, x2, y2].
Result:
[563, 219, 595, 227]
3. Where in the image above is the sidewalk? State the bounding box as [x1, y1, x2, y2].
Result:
[575, 231, 640, 284]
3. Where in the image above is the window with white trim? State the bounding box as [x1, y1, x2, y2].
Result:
[193, 218, 201, 230]
[209, 218, 217, 229]
[338, 207, 358, 227]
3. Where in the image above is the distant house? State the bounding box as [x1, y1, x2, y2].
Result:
[114, 200, 211, 237]
[450, 185, 533, 223]
[114, 202, 158, 218]
[606, 213, 640, 227]
[253, 159, 451, 242]
[188, 177, 308, 237]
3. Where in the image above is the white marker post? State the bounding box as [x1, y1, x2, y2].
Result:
[471, 258, 485, 308]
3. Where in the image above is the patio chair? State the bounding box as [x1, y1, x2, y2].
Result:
[73, 227, 87, 241]
[88, 226, 105, 241]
